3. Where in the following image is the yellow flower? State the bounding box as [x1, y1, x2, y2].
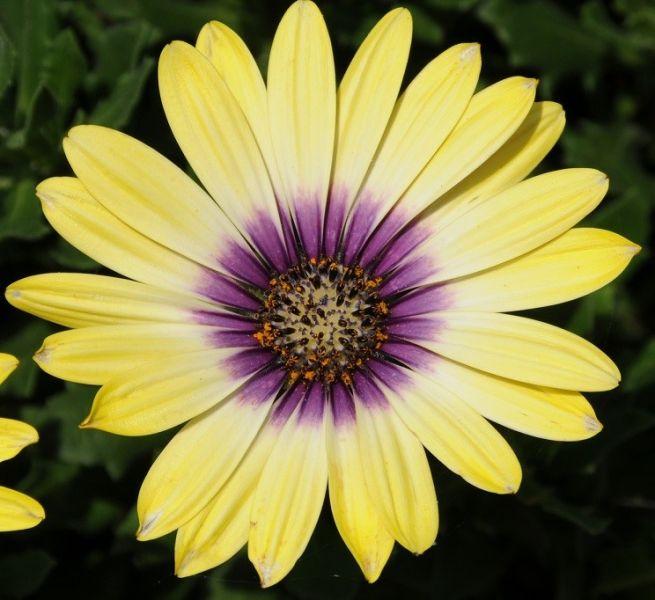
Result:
[6, 0, 639, 586]
[0, 354, 44, 532]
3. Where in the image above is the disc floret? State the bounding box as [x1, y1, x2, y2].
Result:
[254, 256, 389, 385]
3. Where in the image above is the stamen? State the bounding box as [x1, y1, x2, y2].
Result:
[254, 256, 388, 384]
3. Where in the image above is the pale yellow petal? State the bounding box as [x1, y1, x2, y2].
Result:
[83, 348, 252, 435]
[35, 324, 216, 386]
[196, 21, 282, 197]
[352, 42, 480, 234]
[443, 228, 641, 312]
[430, 101, 565, 228]
[326, 409, 393, 583]
[385, 372, 522, 493]
[63, 125, 238, 270]
[6, 274, 220, 328]
[249, 404, 328, 588]
[0, 418, 38, 462]
[400, 76, 537, 217]
[137, 392, 272, 540]
[435, 359, 603, 441]
[0, 353, 18, 385]
[355, 401, 438, 554]
[0, 486, 45, 532]
[175, 422, 276, 578]
[267, 0, 335, 254]
[332, 8, 412, 205]
[418, 168, 609, 284]
[159, 41, 283, 248]
[425, 311, 620, 391]
[37, 177, 206, 293]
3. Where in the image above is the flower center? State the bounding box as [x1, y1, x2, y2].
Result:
[254, 256, 389, 385]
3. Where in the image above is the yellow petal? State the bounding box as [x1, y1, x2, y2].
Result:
[332, 8, 411, 206]
[63, 125, 238, 271]
[37, 177, 206, 294]
[249, 400, 328, 588]
[420, 168, 609, 283]
[326, 407, 393, 583]
[0, 486, 45, 532]
[424, 311, 620, 391]
[137, 390, 273, 540]
[267, 0, 335, 254]
[400, 76, 536, 217]
[6, 273, 219, 328]
[431, 101, 565, 228]
[435, 359, 603, 441]
[196, 21, 281, 189]
[175, 422, 276, 578]
[355, 399, 438, 554]
[84, 348, 253, 435]
[0, 353, 18, 385]
[36, 324, 217, 386]
[0, 418, 38, 462]
[386, 371, 522, 493]
[159, 41, 284, 252]
[443, 228, 641, 312]
[352, 42, 480, 234]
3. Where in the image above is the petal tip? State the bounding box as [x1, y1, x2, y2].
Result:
[33, 344, 51, 366]
[174, 551, 197, 578]
[255, 562, 280, 589]
[459, 43, 480, 62]
[583, 415, 603, 435]
[524, 77, 538, 90]
[136, 510, 163, 541]
[626, 243, 642, 256]
[78, 416, 94, 430]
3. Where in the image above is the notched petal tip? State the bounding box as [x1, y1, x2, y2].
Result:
[33, 344, 51, 366]
[583, 415, 603, 435]
[4, 286, 21, 304]
[256, 563, 279, 589]
[624, 242, 642, 256]
[459, 42, 480, 62]
[136, 510, 163, 541]
[524, 77, 539, 90]
[174, 550, 197, 578]
[78, 415, 94, 430]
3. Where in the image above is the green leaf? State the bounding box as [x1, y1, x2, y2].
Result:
[43, 28, 87, 109]
[91, 21, 158, 88]
[625, 339, 655, 392]
[39, 383, 168, 480]
[136, 0, 241, 37]
[89, 57, 154, 129]
[405, 4, 443, 45]
[0, 0, 57, 123]
[478, 0, 606, 82]
[0, 179, 49, 241]
[0, 23, 16, 101]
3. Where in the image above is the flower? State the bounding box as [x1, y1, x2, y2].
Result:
[5, 0, 639, 586]
[0, 354, 44, 532]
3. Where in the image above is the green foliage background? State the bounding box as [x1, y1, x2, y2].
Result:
[0, 0, 653, 598]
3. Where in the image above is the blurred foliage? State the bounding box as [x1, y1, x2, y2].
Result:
[0, 0, 654, 598]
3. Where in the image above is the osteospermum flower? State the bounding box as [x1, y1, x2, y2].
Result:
[6, 0, 640, 585]
[0, 354, 44, 531]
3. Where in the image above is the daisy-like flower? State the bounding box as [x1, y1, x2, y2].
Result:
[0, 354, 44, 532]
[6, 0, 639, 586]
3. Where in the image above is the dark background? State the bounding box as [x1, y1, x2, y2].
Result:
[0, 0, 654, 598]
